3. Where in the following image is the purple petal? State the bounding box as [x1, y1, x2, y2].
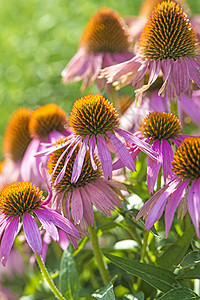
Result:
[159, 59, 172, 96]
[147, 140, 162, 194]
[71, 188, 83, 224]
[1, 216, 19, 266]
[34, 210, 59, 241]
[161, 139, 174, 183]
[165, 179, 189, 237]
[97, 134, 112, 180]
[86, 182, 115, 210]
[186, 57, 200, 87]
[58, 229, 69, 251]
[173, 58, 189, 96]
[188, 180, 200, 237]
[79, 187, 94, 226]
[89, 135, 97, 170]
[35, 208, 79, 238]
[23, 213, 42, 255]
[71, 136, 89, 183]
[39, 163, 52, 205]
[106, 131, 136, 171]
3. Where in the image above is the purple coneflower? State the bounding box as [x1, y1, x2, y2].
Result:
[37, 94, 157, 183]
[0, 108, 32, 188]
[101, 1, 200, 102]
[61, 7, 134, 91]
[115, 112, 189, 193]
[47, 137, 126, 232]
[0, 181, 79, 266]
[21, 103, 70, 187]
[136, 137, 200, 237]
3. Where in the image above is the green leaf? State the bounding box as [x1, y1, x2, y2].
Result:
[123, 292, 144, 300]
[178, 265, 200, 279]
[157, 226, 195, 270]
[59, 249, 79, 300]
[157, 287, 198, 299]
[103, 252, 179, 293]
[92, 280, 115, 300]
[180, 251, 200, 268]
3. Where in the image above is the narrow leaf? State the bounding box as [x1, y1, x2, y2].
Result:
[104, 252, 179, 293]
[59, 249, 79, 300]
[180, 251, 200, 268]
[92, 280, 115, 300]
[178, 266, 200, 279]
[157, 226, 195, 270]
[158, 287, 198, 299]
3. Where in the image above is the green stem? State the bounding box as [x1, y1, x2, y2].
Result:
[157, 167, 162, 191]
[88, 223, 110, 285]
[137, 231, 149, 290]
[35, 253, 66, 300]
[170, 100, 179, 119]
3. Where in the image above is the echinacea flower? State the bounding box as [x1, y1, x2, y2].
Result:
[0, 108, 32, 187]
[136, 137, 200, 237]
[37, 94, 157, 183]
[101, 1, 200, 102]
[62, 7, 134, 91]
[47, 137, 126, 232]
[0, 181, 79, 266]
[20, 103, 70, 187]
[115, 112, 189, 193]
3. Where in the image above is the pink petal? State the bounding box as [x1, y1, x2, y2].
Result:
[89, 135, 97, 170]
[147, 140, 162, 194]
[34, 210, 59, 241]
[165, 179, 189, 237]
[161, 139, 174, 183]
[106, 131, 136, 171]
[23, 213, 42, 255]
[97, 134, 112, 180]
[1, 216, 19, 266]
[172, 58, 189, 96]
[58, 229, 69, 251]
[71, 188, 83, 224]
[79, 187, 94, 226]
[71, 136, 89, 183]
[188, 180, 200, 237]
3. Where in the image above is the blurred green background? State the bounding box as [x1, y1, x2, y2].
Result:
[0, 0, 200, 153]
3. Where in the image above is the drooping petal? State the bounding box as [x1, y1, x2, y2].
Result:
[161, 139, 174, 184]
[1, 216, 19, 266]
[86, 182, 115, 210]
[79, 187, 94, 226]
[97, 134, 112, 180]
[145, 178, 181, 229]
[147, 139, 162, 194]
[39, 163, 52, 205]
[88, 135, 97, 170]
[71, 136, 89, 183]
[38, 208, 79, 238]
[23, 213, 42, 255]
[34, 209, 59, 241]
[172, 58, 189, 96]
[58, 229, 69, 251]
[71, 188, 83, 224]
[106, 131, 136, 171]
[188, 180, 200, 238]
[165, 179, 189, 237]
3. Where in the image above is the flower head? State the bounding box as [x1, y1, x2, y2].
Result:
[61, 7, 134, 90]
[20, 104, 70, 187]
[47, 137, 125, 232]
[136, 137, 200, 237]
[101, 1, 200, 102]
[38, 94, 157, 183]
[115, 112, 188, 193]
[2, 108, 32, 161]
[0, 181, 79, 266]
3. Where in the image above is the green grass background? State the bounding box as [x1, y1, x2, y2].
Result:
[0, 0, 200, 155]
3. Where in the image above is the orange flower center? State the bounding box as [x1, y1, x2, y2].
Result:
[172, 137, 200, 180]
[48, 138, 102, 192]
[79, 7, 132, 53]
[140, 112, 182, 140]
[2, 108, 32, 161]
[138, 1, 199, 60]
[0, 182, 44, 216]
[70, 94, 119, 138]
[29, 104, 68, 139]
